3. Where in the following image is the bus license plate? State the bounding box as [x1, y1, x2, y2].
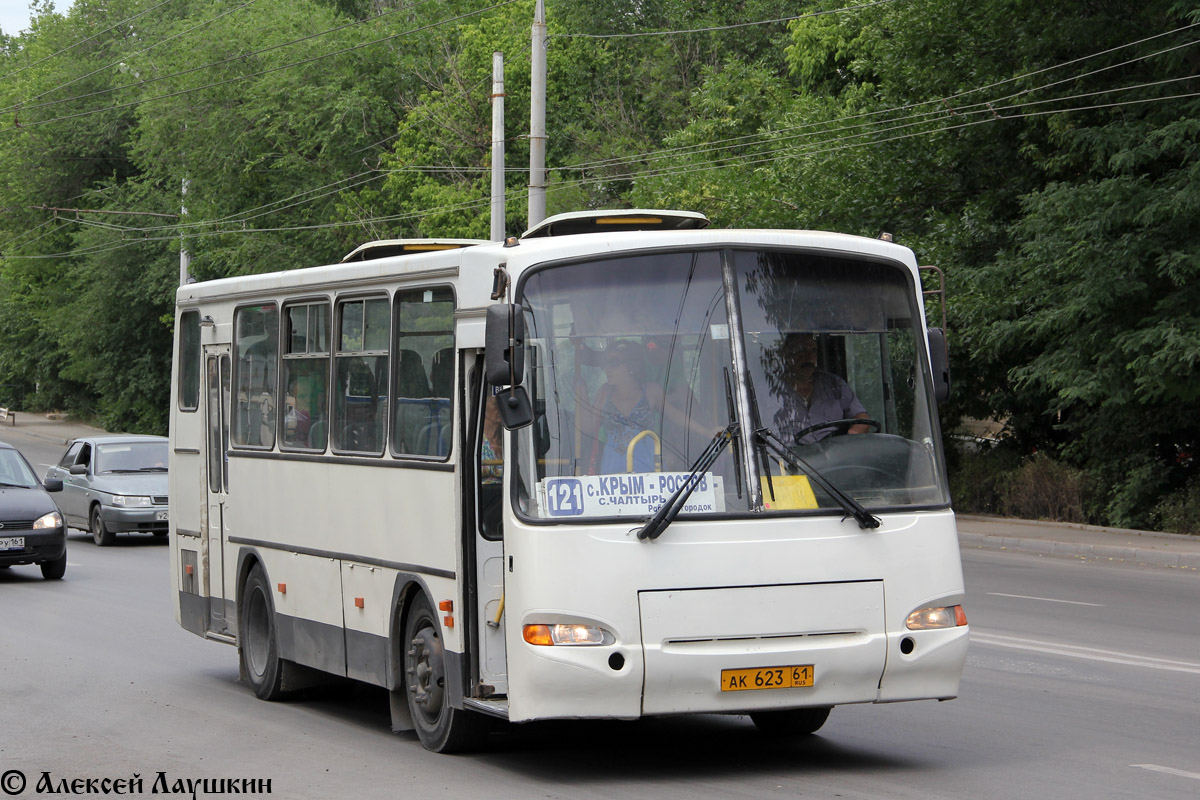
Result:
[721, 665, 814, 692]
[1, 536, 26, 551]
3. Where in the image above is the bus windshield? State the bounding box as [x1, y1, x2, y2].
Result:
[515, 247, 949, 523]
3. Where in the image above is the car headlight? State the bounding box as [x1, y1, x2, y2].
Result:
[33, 511, 63, 530]
[905, 604, 968, 630]
[112, 495, 151, 507]
[523, 623, 614, 646]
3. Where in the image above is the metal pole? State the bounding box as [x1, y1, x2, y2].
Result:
[528, 0, 547, 227]
[179, 177, 192, 286]
[491, 51, 505, 242]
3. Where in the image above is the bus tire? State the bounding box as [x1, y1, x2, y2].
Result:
[240, 563, 285, 701]
[402, 594, 488, 753]
[749, 706, 832, 736]
[90, 506, 115, 547]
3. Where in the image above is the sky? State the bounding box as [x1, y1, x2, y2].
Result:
[0, 1, 74, 36]
[0, 1, 37, 35]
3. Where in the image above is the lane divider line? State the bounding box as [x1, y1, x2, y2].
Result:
[1131, 764, 1200, 781]
[971, 631, 1200, 674]
[987, 592, 1104, 607]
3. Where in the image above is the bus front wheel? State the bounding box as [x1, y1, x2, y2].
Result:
[402, 595, 488, 752]
[749, 706, 832, 736]
[240, 563, 285, 701]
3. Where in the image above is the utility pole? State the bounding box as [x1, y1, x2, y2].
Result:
[490, 52, 505, 241]
[528, 0, 547, 228]
[179, 177, 192, 286]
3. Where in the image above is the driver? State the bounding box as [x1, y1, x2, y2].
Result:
[774, 333, 870, 445]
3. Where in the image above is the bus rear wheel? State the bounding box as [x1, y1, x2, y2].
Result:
[240, 563, 285, 700]
[403, 595, 488, 752]
[749, 706, 832, 736]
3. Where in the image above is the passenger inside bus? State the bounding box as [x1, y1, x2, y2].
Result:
[578, 341, 718, 475]
[283, 377, 312, 447]
[771, 333, 870, 445]
[583, 342, 661, 474]
[479, 391, 504, 537]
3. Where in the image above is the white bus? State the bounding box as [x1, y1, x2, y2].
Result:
[169, 210, 968, 752]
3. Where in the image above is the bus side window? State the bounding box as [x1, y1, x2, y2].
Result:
[232, 304, 279, 449]
[334, 297, 389, 454]
[281, 302, 330, 451]
[392, 287, 455, 459]
[178, 310, 201, 412]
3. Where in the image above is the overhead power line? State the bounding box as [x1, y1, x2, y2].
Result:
[4, 12, 1198, 255]
[0, 0, 180, 83]
[7, 84, 1197, 261]
[558, 21, 1200, 175]
[15, 1, 261, 113]
[549, 0, 906, 39]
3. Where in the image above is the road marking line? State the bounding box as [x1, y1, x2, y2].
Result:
[971, 631, 1200, 674]
[987, 592, 1103, 607]
[1131, 764, 1200, 781]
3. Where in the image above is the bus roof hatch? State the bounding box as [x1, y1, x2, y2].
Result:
[521, 209, 709, 239]
[341, 239, 487, 263]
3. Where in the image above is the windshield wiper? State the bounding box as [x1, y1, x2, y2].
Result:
[755, 427, 881, 530]
[137, 466, 167, 472]
[0, 481, 31, 488]
[637, 422, 738, 541]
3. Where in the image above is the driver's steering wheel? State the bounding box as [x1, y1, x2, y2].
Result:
[793, 418, 881, 445]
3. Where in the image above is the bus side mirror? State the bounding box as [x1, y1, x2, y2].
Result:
[928, 328, 950, 405]
[485, 304, 525, 386]
[494, 386, 533, 430]
[485, 304, 533, 429]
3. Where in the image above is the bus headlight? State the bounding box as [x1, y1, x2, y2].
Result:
[33, 511, 63, 530]
[523, 623, 613, 646]
[905, 604, 968, 630]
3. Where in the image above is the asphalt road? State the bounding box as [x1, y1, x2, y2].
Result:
[2, 424, 1199, 800]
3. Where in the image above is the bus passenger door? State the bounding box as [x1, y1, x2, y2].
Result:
[204, 347, 232, 635]
[473, 376, 508, 695]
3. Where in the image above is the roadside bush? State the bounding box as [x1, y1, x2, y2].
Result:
[947, 440, 1022, 515]
[1152, 478, 1200, 535]
[999, 453, 1090, 523]
[949, 443, 1094, 523]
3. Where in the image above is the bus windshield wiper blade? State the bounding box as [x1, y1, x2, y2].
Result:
[755, 427, 881, 530]
[637, 422, 738, 542]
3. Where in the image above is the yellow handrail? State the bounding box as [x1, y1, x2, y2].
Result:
[627, 429, 662, 472]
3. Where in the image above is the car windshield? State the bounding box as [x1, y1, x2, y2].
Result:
[95, 442, 168, 474]
[0, 448, 39, 488]
[513, 247, 949, 523]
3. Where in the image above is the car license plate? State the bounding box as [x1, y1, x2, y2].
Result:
[721, 665, 814, 692]
[0, 536, 26, 551]
[156, 510, 169, 521]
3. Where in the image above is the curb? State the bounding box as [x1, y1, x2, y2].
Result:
[959, 532, 1200, 571]
[957, 514, 1200, 543]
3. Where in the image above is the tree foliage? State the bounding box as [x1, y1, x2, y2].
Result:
[1, 0, 1198, 527]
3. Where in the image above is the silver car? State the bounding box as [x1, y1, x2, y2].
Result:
[45, 435, 168, 546]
